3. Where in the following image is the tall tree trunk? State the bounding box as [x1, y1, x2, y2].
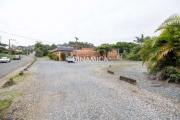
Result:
[106, 51, 108, 57]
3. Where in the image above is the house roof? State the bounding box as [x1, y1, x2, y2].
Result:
[50, 46, 73, 52]
[57, 46, 73, 51]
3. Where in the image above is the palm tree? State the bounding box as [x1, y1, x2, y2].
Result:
[133, 34, 144, 44]
[139, 13, 180, 86]
[138, 37, 159, 70]
[155, 14, 180, 62]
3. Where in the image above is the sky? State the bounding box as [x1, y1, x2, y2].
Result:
[0, 0, 179, 46]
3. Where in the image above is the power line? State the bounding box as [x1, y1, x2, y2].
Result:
[0, 30, 58, 44]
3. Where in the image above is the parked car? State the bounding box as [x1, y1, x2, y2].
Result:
[13, 55, 21, 60]
[66, 56, 75, 63]
[0, 57, 11, 63]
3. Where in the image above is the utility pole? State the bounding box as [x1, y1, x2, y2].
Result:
[9, 39, 16, 57]
[75, 37, 78, 56]
[27, 47, 28, 56]
[9, 39, 10, 57]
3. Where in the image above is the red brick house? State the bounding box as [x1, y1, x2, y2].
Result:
[50, 46, 119, 61]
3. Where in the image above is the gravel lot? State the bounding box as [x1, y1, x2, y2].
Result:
[4, 58, 180, 120]
[110, 61, 180, 103]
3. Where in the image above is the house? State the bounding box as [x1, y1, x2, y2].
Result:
[50, 46, 119, 61]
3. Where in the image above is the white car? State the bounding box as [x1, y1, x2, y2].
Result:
[66, 56, 75, 63]
[0, 57, 11, 63]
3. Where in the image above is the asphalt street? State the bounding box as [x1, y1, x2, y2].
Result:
[0, 54, 35, 79]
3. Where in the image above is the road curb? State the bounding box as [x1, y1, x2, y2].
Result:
[0, 58, 37, 81]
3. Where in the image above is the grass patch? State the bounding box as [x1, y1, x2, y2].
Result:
[39, 56, 48, 58]
[0, 69, 32, 116]
[11, 73, 30, 80]
[101, 62, 133, 71]
[12, 73, 30, 83]
[0, 53, 6, 58]
[0, 73, 31, 89]
[0, 98, 12, 112]
[12, 74, 20, 79]
[0, 91, 19, 113]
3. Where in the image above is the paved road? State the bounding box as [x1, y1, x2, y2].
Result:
[0, 54, 35, 79]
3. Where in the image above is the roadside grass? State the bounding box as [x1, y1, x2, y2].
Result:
[0, 73, 31, 88]
[0, 98, 13, 113]
[0, 72, 31, 115]
[0, 91, 19, 113]
[0, 53, 6, 58]
[10, 55, 15, 60]
[39, 56, 48, 58]
[102, 62, 133, 71]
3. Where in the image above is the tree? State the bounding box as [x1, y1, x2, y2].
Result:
[124, 45, 142, 61]
[63, 41, 94, 47]
[113, 42, 136, 53]
[133, 34, 150, 44]
[42, 45, 50, 56]
[34, 42, 51, 57]
[139, 14, 180, 86]
[95, 44, 112, 57]
[95, 46, 105, 56]
[35, 49, 43, 57]
[50, 44, 57, 50]
[0, 42, 7, 53]
[34, 42, 44, 57]
[133, 34, 144, 44]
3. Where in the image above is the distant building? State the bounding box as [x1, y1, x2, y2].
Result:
[50, 45, 119, 61]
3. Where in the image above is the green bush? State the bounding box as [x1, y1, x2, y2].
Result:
[48, 53, 53, 59]
[163, 66, 180, 83]
[35, 49, 43, 57]
[126, 53, 141, 61]
[123, 45, 141, 61]
[53, 54, 59, 61]
[0, 53, 7, 58]
[48, 53, 59, 61]
[60, 52, 66, 61]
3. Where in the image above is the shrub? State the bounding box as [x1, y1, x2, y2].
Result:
[126, 53, 141, 61]
[60, 52, 66, 61]
[35, 49, 43, 57]
[48, 53, 59, 61]
[48, 53, 53, 59]
[52, 54, 59, 61]
[163, 66, 180, 83]
[123, 45, 141, 61]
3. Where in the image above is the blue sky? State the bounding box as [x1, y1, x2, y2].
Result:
[0, 0, 179, 46]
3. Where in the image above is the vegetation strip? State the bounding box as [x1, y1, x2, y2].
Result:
[0, 59, 36, 115]
[139, 14, 180, 86]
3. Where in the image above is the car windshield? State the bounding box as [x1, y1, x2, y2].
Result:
[68, 56, 73, 58]
[2, 57, 7, 59]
